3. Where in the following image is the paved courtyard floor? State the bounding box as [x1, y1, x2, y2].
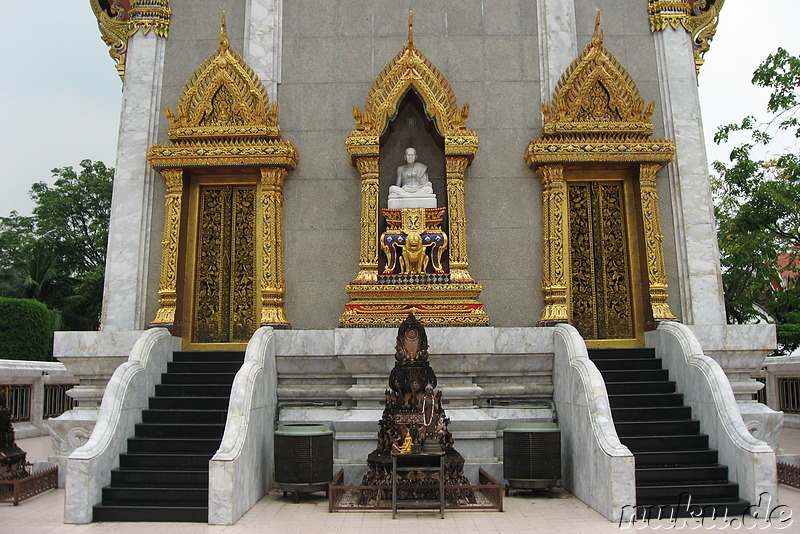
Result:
[3, 429, 800, 533]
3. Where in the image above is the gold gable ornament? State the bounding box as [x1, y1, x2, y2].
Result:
[340, 11, 488, 327]
[90, 0, 172, 81]
[527, 12, 676, 345]
[648, 0, 726, 73]
[148, 14, 297, 346]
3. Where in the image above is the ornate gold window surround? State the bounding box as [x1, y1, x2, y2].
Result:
[90, 0, 171, 81]
[147, 14, 297, 335]
[339, 13, 488, 327]
[648, 0, 726, 72]
[526, 13, 677, 329]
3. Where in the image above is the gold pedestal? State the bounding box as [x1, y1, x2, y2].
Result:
[340, 283, 489, 326]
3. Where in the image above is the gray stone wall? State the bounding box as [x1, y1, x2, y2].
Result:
[153, 0, 691, 329]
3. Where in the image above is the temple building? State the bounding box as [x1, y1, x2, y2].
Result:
[50, 0, 780, 524]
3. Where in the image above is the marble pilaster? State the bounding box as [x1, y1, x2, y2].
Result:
[536, 0, 578, 100]
[245, 0, 283, 102]
[653, 27, 726, 325]
[100, 30, 166, 331]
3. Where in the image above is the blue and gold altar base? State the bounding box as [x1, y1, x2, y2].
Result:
[340, 207, 488, 327]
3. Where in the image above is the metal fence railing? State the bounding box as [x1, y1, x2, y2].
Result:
[43, 384, 75, 420]
[1, 385, 31, 422]
[777, 377, 800, 414]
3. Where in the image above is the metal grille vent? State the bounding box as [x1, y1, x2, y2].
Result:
[274, 425, 333, 486]
[503, 424, 561, 484]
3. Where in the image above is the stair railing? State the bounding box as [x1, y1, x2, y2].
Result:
[64, 328, 178, 524]
[208, 326, 277, 525]
[553, 324, 636, 522]
[647, 321, 777, 517]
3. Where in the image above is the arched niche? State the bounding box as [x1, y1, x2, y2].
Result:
[340, 12, 487, 327]
[378, 89, 447, 236]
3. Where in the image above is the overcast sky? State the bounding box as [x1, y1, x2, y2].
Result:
[1, 2, 799, 218]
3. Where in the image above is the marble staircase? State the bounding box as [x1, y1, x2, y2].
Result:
[92, 350, 244, 523]
[588, 348, 750, 518]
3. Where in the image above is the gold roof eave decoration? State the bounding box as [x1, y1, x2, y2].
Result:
[648, 0, 726, 73]
[346, 10, 478, 163]
[148, 13, 296, 170]
[527, 12, 675, 167]
[90, 0, 172, 82]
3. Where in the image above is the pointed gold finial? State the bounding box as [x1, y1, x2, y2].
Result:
[220, 11, 230, 49]
[592, 9, 604, 47]
[408, 9, 414, 43]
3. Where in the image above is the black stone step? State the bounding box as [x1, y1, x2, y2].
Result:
[148, 396, 231, 410]
[119, 452, 212, 470]
[167, 361, 243, 374]
[592, 358, 663, 371]
[172, 350, 245, 362]
[142, 409, 228, 424]
[605, 381, 676, 395]
[101, 485, 208, 504]
[588, 348, 656, 360]
[612, 406, 692, 421]
[636, 481, 741, 504]
[634, 499, 751, 520]
[608, 393, 684, 408]
[110, 468, 208, 487]
[134, 423, 226, 439]
[126, 436, 222, 454]
[633, 449, 720, 467]
[636, 465, 729, 484]
[93, 504, 208, 523]
[615, 419, 701, 437]
[598, 369, 670, 382]
[160, 372, 237, 385]
[154, 384, 234, 397]
[621, 433, 709, 452]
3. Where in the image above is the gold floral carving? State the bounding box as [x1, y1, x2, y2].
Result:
[648, 0, 726, 72]
[341, 11, 487, 326]
[89, 0, 171, 81]
[150, 168, 183, 328]
[148, 15, 296, 336]
[259, 168, 289, 326]
[527, 13, 676, 332]
[639, 164, 676, 320]
[538, 165, 568, 324]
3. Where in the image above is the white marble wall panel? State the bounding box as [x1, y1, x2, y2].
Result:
[274, 329, 334, 356]
[553, 324, 635, 522]
[245, 0, 282, 101]
[653, 28, 726, 325]
[647, 322, 776, 516]
[536, 0, 578, 100]
[209, 327, 277, 525]
[64, 329, 178, 524]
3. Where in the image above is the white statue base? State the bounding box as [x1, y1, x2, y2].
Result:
[387, 195, 437, 209]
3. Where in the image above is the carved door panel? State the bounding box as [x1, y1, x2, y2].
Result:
[189, 184, 258, 345]
[567, 179, 642, 344]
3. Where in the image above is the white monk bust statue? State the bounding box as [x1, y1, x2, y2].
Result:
[388, 147, 437, 209]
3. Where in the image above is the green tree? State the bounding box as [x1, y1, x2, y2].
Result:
[713, 47, 800, 355]
[0, 160, 113, 330]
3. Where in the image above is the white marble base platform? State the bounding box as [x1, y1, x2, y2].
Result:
[387, 196, 437, 209]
